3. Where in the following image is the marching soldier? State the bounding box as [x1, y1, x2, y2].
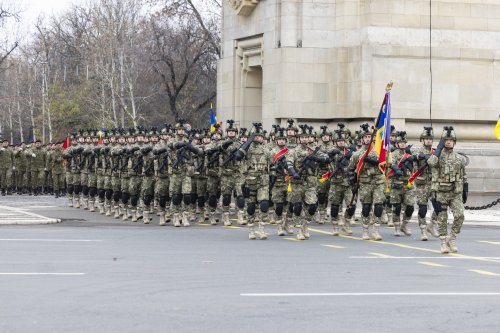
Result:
[348, 124, 385, 241]
[28, 139, 47, 196]
[154, 125, 172, 226]
[427, 126, 467, 254]
[140, 129, 157, 224]
[48, 142, 65, 198]
[387, 131, 416, 237]
[328, 130, 357, 235]
[0, 139, 13, 195]
[413, 127, 440, 239]
[316, 126, 334, 224]
[233, 123, 270, 240]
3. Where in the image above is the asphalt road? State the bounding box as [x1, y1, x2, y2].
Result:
[0, 196, 499, 333]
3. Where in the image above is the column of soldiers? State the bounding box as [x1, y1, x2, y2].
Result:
[0, 121, 467, 254]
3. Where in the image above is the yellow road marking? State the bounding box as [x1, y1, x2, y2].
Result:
[285, 237, 300, 242]
[308, 228, 500, 264]
[224, 226, 241, 229]
[368, 252, 394, 258]
[419, 261, 448, 267]
[197, 223, 211, 226]
[469, 269, 500, 277]
[479, 241, 500, 246]
[321, 244, 345, 249]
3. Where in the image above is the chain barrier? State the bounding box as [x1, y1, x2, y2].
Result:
[465, 197, 500, 210]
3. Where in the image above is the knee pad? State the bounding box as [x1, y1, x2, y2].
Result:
[346, 205, 356, 217]
[318, 193, 327, 205]
[121, 192, 130, 204]
[293, 203, 303, 217]
[82, 186, 89, 196]
[143, 195, 153, 206]
[198, 196, 206, 208]
[288, 203, 294, 214]
[190, 193, 198, 205]
[236, 196, 245, 209]
[98, 189, 105, 199]
[361, 203, 372, 217]
[275, 203, 284, 216]
[405, 205, 415, 217]
[330, 205, 340, 218]
[393, 203, 402, 216]
[208, 195, 218, 208]
[130, 195, 139, 206]
[67, 184, 74, 194]
[418, 204, 428, 218]
[159, 196, 168, 208]
[182, 194, 191, 206]
[222, 194, 231, 207]
[113, 191, 121, 203]
[374, 204, 384, 218]
[307, 204, 317, 216]
[105, 189, 113, 200]
[74, 185, 81, 194]
[247, 203, 256, 215]
[172, 193, 182, 206]
[260, 200, 270, 213]
[89, 187, 97, 197]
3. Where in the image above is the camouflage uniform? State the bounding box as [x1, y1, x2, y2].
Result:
[427, 126, 467, 254]
[0, 143, 13, 195]
[48, 146, 65, 197]
[348, 125, 385, 241]
[388, 133, 416, 237]
[28, 143, 47, 195]
[316, 127, 334, 224]
[153, 139, 171, 225]
[140, 141, 156, 224]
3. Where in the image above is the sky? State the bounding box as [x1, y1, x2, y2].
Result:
[22, 0, 79, 25]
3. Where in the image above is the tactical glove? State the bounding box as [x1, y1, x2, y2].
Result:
[221, 139, 234, 150]
[287, 166, 300, 180]
[233, 149, 245, 161]
[363, 156, 379, 166]
[173, 141, 187, 150]
[404, 144, 413, 154]
[434, 138, 445, 157]
[462, 183, 468, 204]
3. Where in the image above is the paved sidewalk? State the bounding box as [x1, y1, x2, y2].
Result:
[0, 205, 61, 225]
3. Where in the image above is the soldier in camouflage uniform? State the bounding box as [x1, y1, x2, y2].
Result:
[194, 129, 212, 224]
[119, 129, 136, 220]
[387, 131, 416, 238]
[427, 126, 467, 254]
[48, 142, 65, 197]
[413, 127, 440, 240]
[169, 120, 202, 227]
[28, 139, 47, 196]
[348, 124, 385, 241]
[328, 130, 357, 236]
[139, 130, 157, 224]
[269, 127, 293, 236]
[234, 128, 250, 225]
[0, 139, 13, 195]
[204, 128, 224, 225]
[285, 125, 326, 240]
[383, 125, 398, 227]
[14, 143, 29, 194]
[219, 120, 242, 226]
[126, 128, 144, 222]
[110, 130, 126, 218]
[154, 126, 172, 226]
[233, 123, 271, 240]
[316, 126, 334, 224]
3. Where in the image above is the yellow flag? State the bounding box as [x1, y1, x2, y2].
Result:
[287, 182, 292, 193]
[494, 115, 500, 141]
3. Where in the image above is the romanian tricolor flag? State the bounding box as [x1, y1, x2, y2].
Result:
[494, 114, 500, 141]
[374, 90, 392, 172]
[210, 104, 217, 132]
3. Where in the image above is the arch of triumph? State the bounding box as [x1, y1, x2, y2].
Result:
[217, 0, 500, 207]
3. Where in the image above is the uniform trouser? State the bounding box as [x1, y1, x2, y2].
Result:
[316, 173, 330, 211]
[436, 190, 464, 237]
[220, 173, 236, 213]
[245, 176, 270, 224]
[155, 176, 169, 208]
[358, 180, 386, 226]
[31, 170, 45, 189]
[141, 176, 155, 207]
[271, 182, 288, 216]
[288, 176, 318, 226]
[416, 181, 438, 226]
[52, 173, 64, 192]
[128, 175, 142, 207]
[16, 170, 27, 189]
[169, 172, 192, 214]
[328, 182, 354, 224]
[390, 184, 416, 223]
[0, 168, 11, 189]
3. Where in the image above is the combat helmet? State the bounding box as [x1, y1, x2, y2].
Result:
[420, 126, 434, 140]
[319, 125, 332, 140]
[359, 123, 371, 138]
[225, 119, 238, 133]
[274, 126, 287, 140]
[441, 126, 456, 141]
[395, 131, 408, 143]
[337, 123, 352, 140]
[251, 122, 264, 137]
